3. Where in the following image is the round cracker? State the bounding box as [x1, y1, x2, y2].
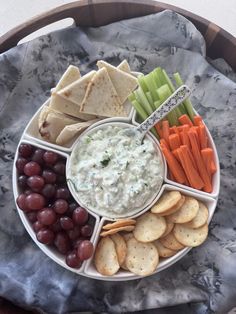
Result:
[133, 213, 166, 242]
[102, 219, 136, 230]
[159, 232, 185, 250]
[166, 197, 199, 224]
[182, 202, 209, 228]
[122, 232, 134, 242]
[100, 225, 135, 237]
[110, 233, 127, 265]
[173, 223, 208, 247]
[160, 221, 174, 238]
[158, 196, 185, 216]
[125, 237, 159, 276]
[153, 240, 177, 258]
[94, 237, 120, 276]
[151, 191, 182, 214]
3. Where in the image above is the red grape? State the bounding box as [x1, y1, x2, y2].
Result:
[60, 217, 74, 230]
[43, 151, 59, 165]
[27, 211, 37, 223]
[73, 238, 84, 249]
[27, 175, 45, 191]
[55, 187, 70, 200]
[66, 250, 82, 268]
[67, 202, 77, 216]
[41, 184, 56, 199]
[42, 169, 56, 184]
[16, 194, 29, 212]
[53, 161, 65, 175]
[68, 227, 81, 241]
[36, 228, 55, 244]
[24, 189, 33, 196]
[16, 157, 28, 174]
[51, 220, 62, 233]
[24, 161, 41, 176]
[56, 175, 66, 184]
[37, 208, 57, 225]
[33, 220, 44, 232]
[25, 193, 45, 210]
[31, 148, 45, 165]
[19, 143, 33, 158]
[80, 224, 93, 237]
[54, 232, 71, 254]
[18, 175, 28, 189]
[53, 199, 68, 214]
[77, 240, 93, 260]
[72, 207, 88, 226]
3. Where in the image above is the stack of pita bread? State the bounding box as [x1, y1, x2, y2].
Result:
[38, 60, 137, 146]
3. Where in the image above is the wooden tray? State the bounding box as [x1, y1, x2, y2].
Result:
[0, 0, 236, 71]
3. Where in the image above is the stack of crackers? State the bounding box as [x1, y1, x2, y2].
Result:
[94, 190, 209, 277]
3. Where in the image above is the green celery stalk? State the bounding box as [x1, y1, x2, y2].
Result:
[138, 75, 148, 93]
[144, 72, 159, 101]
[134, 88, 153, 115]
[145, 91, 156, 111]
[128, 92, 135, 102]
[173, 72, 195, 121]
[130, 99, 148, 121]
[154, 100, 161, 109]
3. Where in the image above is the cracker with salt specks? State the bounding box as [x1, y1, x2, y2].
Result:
[153, 240, 177, 258]
[100, 225, 135, 237]
[160, 221, 174, 238]
[173, 223, 208, 247]
[110, 233, 127, 266]
[167, 196, 199, 224]
[151, 191, 182, 214]
[102, 219, 136, 230]
[94, 237, 120, 276]
[159, 232, 185, 251]
[183, 202, 209, 229]
[158, 196, 185, 216]
[125, 237, 159, 276]
[133, 212, 166, 242]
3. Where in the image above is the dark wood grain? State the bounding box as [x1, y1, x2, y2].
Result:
[0, 0, 236, 71]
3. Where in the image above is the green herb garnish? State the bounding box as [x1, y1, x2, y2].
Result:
[100, 157, 111, 167]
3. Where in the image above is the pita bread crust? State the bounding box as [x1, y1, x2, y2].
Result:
[117, 60, 131, 73]
[54, 65, 81, 91]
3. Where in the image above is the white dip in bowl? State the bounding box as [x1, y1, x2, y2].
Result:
[67, 124, 164, 218]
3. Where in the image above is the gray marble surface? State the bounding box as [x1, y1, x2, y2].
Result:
[0, 10, 236, 314]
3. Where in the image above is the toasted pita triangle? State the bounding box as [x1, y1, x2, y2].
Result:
[55, 65, 81, 91]
[57, 71, 96, 105]
[80, 68, 126, 117]
[97, 60, 137, 104]
[117, 60, 131, 73]
[56, 119, 100, 145]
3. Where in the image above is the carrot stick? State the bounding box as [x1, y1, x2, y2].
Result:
[177, 146, 204, 190]
[160, 138, 170, 150]
[169, 127, 176, 135]
[201, 148, 217, 175]
[199, 124, 208, 149]
[189, 127, 200, 151]
[183, 145, 198, 170]
[188, 130, 212, 192]
[155, 121, 163, 138]
[169, 171, 175, 181]
[180, 131, 191, 149]
[178, 114, 193, 126]
[193, 115, 203, 126]
[172, 149, 181, 162]
[162, 120, 170, 145]
[169, 134, 181, 150]
[161, 146, 187, 184]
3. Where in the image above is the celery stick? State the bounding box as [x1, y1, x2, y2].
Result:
[138, 76, 148, 93]
[153, 67, 166, 87]
[144, 72, 159, 101]
[128, 93, 135, 102]
[150, 127, 159, 138]
[134, 88, 153, 115]
[131, 99, 148, 121]
[154, 100, 161, 109]
[162, 69, 175, 92]
[173, 72, 195, 120]
[146, 91, 156, 111]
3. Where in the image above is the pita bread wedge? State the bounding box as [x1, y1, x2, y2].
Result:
[54, 65, 81, 92]
[80, 68, 126, 117]
[56, 119, 100, 145]
[117, 60, 131, 74]
[58, 71, 96, 106]
[49, 93, 97, 120]
[38, 106, 79, 143]
[97, 60, 138, 104]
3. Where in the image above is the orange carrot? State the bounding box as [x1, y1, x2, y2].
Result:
[188, 130, 212, 192]
[160, 138, 170, 150]
[162, 120, 170, 145]
[169, 134, 181, 150]
[201, 148, 217, 176]
[178, 114, 193, 126]
[184, 145, 198, 170]
[199, 124, 208, 149]
[177, 146, 204, 190]
[170, 125, 183, 135]
[169, 171, 175, 181]
[172, 149, 180, 162]
[193, 115, 203, 126]
[155, 121, 163, 138]
[180, 131, 190, 149]
[189, 127, 200, 150]
[161, 146, 187, 184]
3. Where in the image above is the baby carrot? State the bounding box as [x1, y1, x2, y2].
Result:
[201, 148, 217, 176]
[178, 114, 193, 126]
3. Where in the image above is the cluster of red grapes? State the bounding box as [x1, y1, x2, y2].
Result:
[16, 143, 94, 269]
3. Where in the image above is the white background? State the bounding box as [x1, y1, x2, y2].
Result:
[0, 0, 236, 45]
